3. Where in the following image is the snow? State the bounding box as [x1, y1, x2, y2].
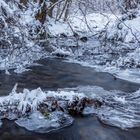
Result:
[0, 0, 47, 73]
[47, 10, 140, 84]
[124, 17, 140, 42]
[113, 96, 126, 104]
[0, 84, 86, 114]
[0, 1, 14, 14]
[69, 13, 118, 32]
[0, 0, 139, 85]
[106, 13, 140, 43]
[48, 13, 118, 36]
[0, 84, 140, 130]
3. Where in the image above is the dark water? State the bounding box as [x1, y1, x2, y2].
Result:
[0, 58, 140, 140]
[0, 58, 139, 95]
[1, 117, 140, 140]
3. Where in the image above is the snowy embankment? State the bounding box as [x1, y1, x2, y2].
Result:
[0, 84, 140, 132]
[99, 11, 140, 83]
[0, 1, 46, 73]
[48, 11, 140, 83]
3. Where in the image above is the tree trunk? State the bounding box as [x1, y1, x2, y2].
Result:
[35, 0, 47, 24]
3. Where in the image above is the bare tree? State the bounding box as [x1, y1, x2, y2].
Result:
[35, 0, 47, 24]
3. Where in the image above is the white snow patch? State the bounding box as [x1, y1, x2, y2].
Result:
[48, 13, 118, 36]
[113, 96, 126, 104]
[124, 17, 140, 42]
[106, 15, 140, 43]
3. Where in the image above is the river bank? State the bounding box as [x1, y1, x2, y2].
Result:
[0, 58, 140, 140]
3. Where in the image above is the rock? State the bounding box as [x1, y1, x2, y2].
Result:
[73, 32, 79, 38]
[80, 37, 88, 42]
[60, 33, 67, 38]
[55, 53, 69, 58]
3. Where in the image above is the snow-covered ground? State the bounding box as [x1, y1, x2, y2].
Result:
[48, 13, 118, 36]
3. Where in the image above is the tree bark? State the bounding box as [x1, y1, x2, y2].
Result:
[35, 0, 47, 24]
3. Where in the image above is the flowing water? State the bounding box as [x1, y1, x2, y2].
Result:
[0, 58, 140, 140]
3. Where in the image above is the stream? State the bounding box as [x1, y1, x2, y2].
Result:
[0, 58, 140, 140]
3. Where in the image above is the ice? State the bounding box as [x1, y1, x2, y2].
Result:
[83, 106, 97, 115]
[5, 69, 11, 75]
[47, 90, 85, 102]
[97, 89, 140, 129]
[0, 84, 87, 121]
[0, 0, 139, 85]
[0, 85, 140, 130]
[68, 86, 140, 129]
[115, 69, 140, 84]
[15, 111, 74, 133]
[113, 96, 126, 104]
